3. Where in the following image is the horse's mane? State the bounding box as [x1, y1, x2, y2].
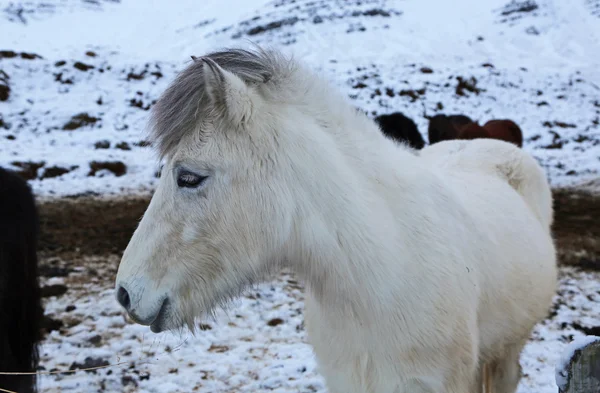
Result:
[149, 47, 295, 159]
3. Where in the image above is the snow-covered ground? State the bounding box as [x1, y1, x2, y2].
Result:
[1, 0, 599, 197]
[37, 255, 600, 393]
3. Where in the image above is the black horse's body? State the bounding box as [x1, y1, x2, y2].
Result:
[0, 167, 42, 393]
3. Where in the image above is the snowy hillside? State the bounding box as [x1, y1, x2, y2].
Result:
[1, 0, 599, 197]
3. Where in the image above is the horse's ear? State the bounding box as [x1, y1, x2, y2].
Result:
[201, 57, 253, 125]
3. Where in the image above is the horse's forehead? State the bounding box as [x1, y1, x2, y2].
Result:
[168, 126, 245, 164]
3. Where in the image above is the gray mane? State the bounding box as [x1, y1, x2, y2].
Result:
[149, 47, 290, 158]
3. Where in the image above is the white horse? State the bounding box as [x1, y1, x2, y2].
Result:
[115, 47, 557, 393]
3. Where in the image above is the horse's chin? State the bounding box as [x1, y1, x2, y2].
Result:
[150, 281, 250, 334]
[146, 299, 184, 333]
[150, 322, 164, 333]
[150, 301, 210, 334]
[149, 315, 185, 333]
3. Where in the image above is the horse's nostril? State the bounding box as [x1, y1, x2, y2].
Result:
[116, 286, 131, 310]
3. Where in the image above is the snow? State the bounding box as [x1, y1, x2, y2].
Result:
[555, 334, 600, 391]
[1, 0, 599, 198]
[36, 256, 600, 393]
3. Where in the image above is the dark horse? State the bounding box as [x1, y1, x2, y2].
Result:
[458, 120, 523, 147]
[0, 167, 43, 393]
[427, 114, 473, 145]
[374, 112, 425, 150]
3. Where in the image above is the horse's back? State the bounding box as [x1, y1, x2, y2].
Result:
[448, 115, 473, 125]
[375, 112, 425, 150]
[456, 122, 487, 141]
[420, 138, 553, 229]
[483, 119, 523, 147]
[427, 114, 473, 145]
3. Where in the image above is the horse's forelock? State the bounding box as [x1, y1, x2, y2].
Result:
[149, 47, 290, 159]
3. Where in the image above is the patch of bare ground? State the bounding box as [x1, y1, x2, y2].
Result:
[552, 188, 600, 270]
[37, 195, 149, 259]
[35, 188, 600, 270]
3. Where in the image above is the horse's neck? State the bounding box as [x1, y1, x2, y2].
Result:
[285, 84, 420, 319]
[289, 206, 404, 320]
[302, 75, 417, 175]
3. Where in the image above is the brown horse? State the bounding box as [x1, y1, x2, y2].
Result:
[457, 122, 488, 140]
[457, 120, 523, 147]
[428, 114, 473, 145]
[483, 119, 523, 147]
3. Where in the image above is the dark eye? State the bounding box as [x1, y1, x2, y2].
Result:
[177, 171, 207, 188]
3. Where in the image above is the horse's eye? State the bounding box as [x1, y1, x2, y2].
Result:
[177, 171, 207, 188]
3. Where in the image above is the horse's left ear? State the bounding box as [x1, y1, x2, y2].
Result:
[200, 57, 253, 125]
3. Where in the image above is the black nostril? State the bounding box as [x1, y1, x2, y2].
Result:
[117, 286, 131, 310]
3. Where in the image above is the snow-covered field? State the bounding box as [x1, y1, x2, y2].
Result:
[2, 0, 600, 392]
[37, 255, 600, 393]
[1, 0, 599, 197]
